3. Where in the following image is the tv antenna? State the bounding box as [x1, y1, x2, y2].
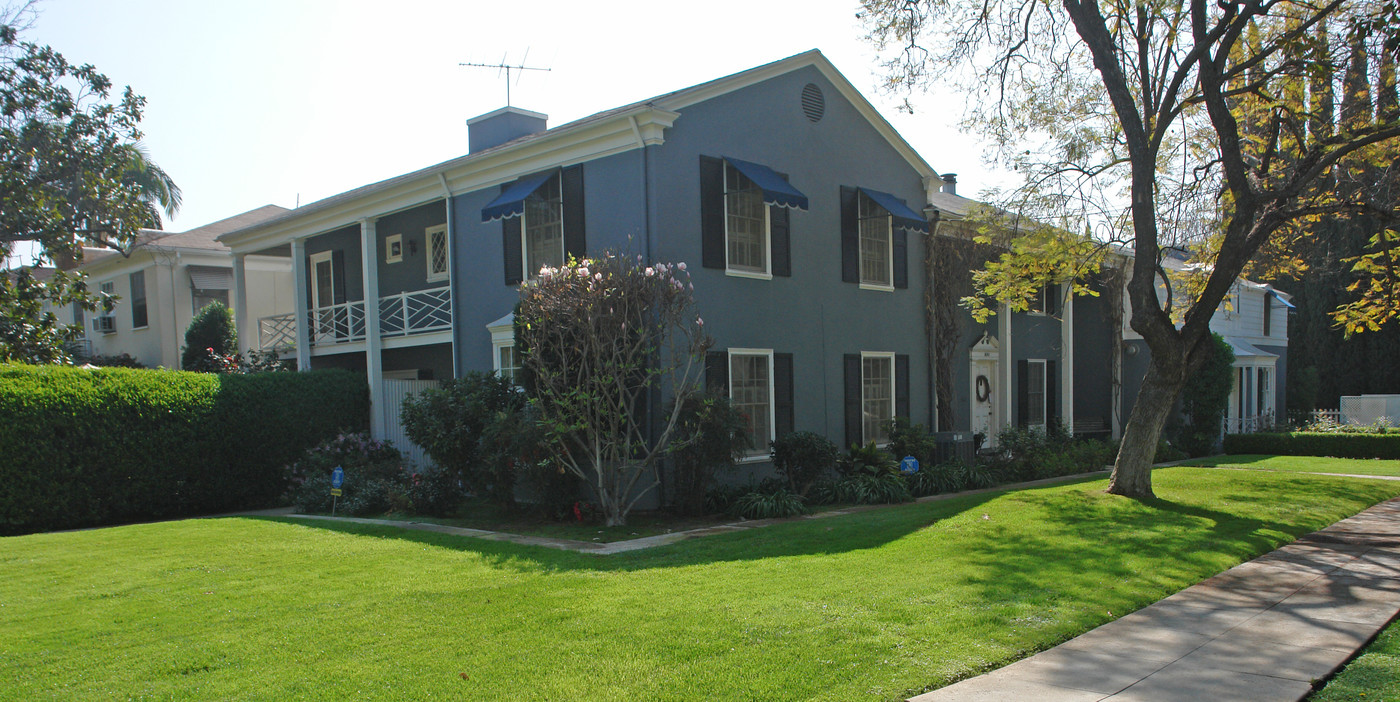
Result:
[459, 51, 551, 107]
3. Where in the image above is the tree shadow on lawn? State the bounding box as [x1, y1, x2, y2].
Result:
[1182, 454, 1276, 466]
[250, 470, 1395, 586]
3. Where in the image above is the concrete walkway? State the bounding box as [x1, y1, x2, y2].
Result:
[909, 497, 1400, 702]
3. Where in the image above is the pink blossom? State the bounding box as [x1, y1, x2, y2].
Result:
[696, 316, 704, 326]
[645, 267, 655, 276]
[677, 262, 687, 271]
[577, 266, 589, 276]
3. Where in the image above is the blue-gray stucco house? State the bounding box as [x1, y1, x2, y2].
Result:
[217, 49, 1288, 480]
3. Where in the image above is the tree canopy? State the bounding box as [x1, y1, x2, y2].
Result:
[861, 0, 1400, 496]
[0, 20, 175, 363]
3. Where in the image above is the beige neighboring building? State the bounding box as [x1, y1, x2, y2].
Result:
[69, 206, 294, 368]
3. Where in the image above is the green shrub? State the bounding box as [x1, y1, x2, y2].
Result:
[668, 392, 750, 516]
[827, 473, 913, 505]
[182, 301, 237, 371]
[1223, 432, 1400, 459]
[0, 364, 367, 535]
[885, 418, 937, 465]
[771, 431, 839, 497]
[1177, 334, 1235, 456]
[839, 442, 898, 477]
[731, 486, 808, 519]
[399, 372, 540, 510]
[287, 433, 406, 515]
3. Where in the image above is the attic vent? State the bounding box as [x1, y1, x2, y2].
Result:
[800, 83, 825, 122]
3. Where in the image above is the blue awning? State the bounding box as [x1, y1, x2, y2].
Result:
[1269, 289, 1296, 309]
[860, 188, 929, 233]
[725, 157, 809, 211]
[481, 171, 556, 223]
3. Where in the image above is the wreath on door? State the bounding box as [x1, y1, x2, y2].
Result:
[975, 375, 992, 403]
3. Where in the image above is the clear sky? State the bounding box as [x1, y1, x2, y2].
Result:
[17, 0, 1011, 236]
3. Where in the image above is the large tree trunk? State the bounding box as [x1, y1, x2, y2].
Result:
[1107, 356, 1186, 497]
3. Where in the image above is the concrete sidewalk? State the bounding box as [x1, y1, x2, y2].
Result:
[909, 497, 1400, 702]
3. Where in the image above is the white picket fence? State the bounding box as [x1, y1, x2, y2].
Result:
[381, 379, 439, 471]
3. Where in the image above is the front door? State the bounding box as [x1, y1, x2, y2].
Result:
[971, 358, 999, 449]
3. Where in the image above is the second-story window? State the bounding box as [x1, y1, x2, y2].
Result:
[725, 163, 768, 275]
[426, 224, 449, 283]
[858, 192, 892, 288]
[523, 173, 563, 279]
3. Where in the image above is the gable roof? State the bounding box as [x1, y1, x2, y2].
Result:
[77, 205, 290, 273]
[218, 50, 943, 253]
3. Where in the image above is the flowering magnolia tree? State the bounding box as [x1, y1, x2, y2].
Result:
[516, 254, 710, 526]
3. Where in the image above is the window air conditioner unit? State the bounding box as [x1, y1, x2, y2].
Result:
[95, 315, 116, 334]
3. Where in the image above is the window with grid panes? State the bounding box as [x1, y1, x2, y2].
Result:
[862, 354, 894, 444]
[725, 163, 768, 273]
[858, 193, 892, 287]
[523, 174, 563, 279]
[426, 224, 449, 282]
[730, 352, 772, 456]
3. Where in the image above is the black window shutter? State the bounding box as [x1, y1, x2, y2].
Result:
[705, 351, 729, 396]
[1046, 360, 1058, 427]
[770, 205, 791, 277]
[774, 353, 794, 439]
[844, 354, 862, 449]
[1263, 294, 1273, 336]
[502, 179, 524, 285]
[331, 249, 347, 304]
[700, 156, 725, 269]
[895, 354, 910, 419]
[1048, 284, 1060, 316]
[840, 186, 859, 283]
[1017, 359, 1029, 428]
[893, 227, 908, 289]
[562, 166, 586, 261]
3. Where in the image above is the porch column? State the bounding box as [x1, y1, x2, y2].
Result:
[1060, 287, 1075, 434]
[290, 237, 311, 371]
[232, 254, 249, 354]
[361, 219, 384, 439]
[997, 303, 1012, 434]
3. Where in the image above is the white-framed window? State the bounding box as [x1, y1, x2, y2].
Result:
[95, 281, 116, 334]
[129, 270, 147, 329]
[1029, 284, 1054, 315]
[385, 233, 403, 264]
[487, 313, 520, 386]
[426, 224, 449, 283]
[858, 192, 893, 289]
[861, 351, 895, 445]
[724, 163, 770, 278]
[729, 349, 775, 457]
[1026, 359, 1047, 430]
[523, 174, 563, 280]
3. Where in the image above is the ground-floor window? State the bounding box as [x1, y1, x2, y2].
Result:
[729, 349, 774, 457]
[862, 352, 895, 445]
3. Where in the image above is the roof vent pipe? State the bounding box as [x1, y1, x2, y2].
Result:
[940, 173, 957, 196]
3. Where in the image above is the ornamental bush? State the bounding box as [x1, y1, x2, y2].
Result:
[182, 301, 237, 371]
[0, 364, 368, 534]
[770, 430, 840, 497]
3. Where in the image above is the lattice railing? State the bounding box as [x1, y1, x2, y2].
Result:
[379, 285, 452, 337]
[309, 300, 366, 345]
[259, 313, 298, 351]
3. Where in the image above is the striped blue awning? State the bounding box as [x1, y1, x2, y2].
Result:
[725, 157, 809, 211]
[481, 171, 555, 223]
[860, 188, 929, 233]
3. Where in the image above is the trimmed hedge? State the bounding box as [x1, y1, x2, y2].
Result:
[0, 364, 368, 535]
[1223, 432, 1400, 460]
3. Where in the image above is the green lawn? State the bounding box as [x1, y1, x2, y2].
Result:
[2, 466, 1398, 701]
[1310, 618, 1400, 701]
[1184, 454, 1400, 477]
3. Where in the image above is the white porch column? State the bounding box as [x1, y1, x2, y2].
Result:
[361, 219, 385, 439]
[1060, 288, 1075, 434]
[290, 238, 311, 371]
[997, 303, 1012, 434]
[232, 254, 249, 353]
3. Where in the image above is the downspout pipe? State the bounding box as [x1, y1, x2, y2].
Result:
[923, 205, 943, 431]
[439, 173, 459, 378]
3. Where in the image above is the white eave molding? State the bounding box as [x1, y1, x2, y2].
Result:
[219, 105, 680, 255]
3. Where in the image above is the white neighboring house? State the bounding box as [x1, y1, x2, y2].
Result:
[68, 205, 294, 368]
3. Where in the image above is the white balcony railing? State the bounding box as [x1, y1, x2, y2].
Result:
[259, 313, 297, 351]
[379, 285, 452, 337]
[257, 286, 452, 351]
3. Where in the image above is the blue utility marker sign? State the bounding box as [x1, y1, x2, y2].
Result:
[331, 466, 345, 489]
[900, 456, 920, 474]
